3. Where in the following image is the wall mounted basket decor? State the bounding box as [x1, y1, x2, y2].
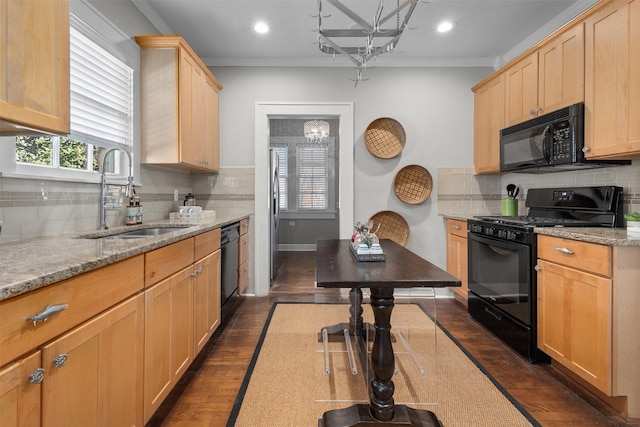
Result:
[393, 164, 433, 204]
[364, 117, 406, 159]
[369, 210, 410, 247]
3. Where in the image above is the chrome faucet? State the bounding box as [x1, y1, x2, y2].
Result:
[98, 148, 134, 230]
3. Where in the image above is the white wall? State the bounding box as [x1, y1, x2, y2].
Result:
[212, 66, 491, 275]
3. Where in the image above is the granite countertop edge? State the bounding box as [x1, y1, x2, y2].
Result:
[0, 212, 250, 302]
[439, 214, 640, 246]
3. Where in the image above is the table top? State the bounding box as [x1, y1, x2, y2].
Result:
[315, 239, 461, 289]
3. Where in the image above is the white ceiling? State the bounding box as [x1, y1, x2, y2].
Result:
[131, 0, 599, 69]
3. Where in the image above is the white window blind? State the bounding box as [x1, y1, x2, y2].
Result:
[69, 26, 133, 149]
[297, 144, 328, 210]
[272, 145, 288, 211]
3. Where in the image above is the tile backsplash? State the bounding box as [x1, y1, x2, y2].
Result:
[0, 166, 254, 243]
[437, 163, 640, 218]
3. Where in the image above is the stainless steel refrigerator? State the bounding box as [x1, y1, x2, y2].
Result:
[269, 148, 280, 283]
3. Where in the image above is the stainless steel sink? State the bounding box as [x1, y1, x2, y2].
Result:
[83, 226, 193, 240]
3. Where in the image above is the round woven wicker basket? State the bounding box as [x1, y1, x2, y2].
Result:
[369, 210, 410, 247]
[364, 117, 406, 159]
[393, 165, 433, 205]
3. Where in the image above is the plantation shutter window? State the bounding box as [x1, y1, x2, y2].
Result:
[69, 24, 133, 150]
[297, 144, 328, 210]
[272, 145, 288, 211]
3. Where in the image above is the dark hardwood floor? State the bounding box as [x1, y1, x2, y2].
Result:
[151, 251, 637, 427]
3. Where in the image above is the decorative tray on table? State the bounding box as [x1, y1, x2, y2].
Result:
[349, 242, 386, 262]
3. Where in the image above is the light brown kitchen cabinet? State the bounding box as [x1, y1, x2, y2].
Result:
[584, 0, 640, 159]
[537, 234, 640, 418]
[41, 294, 144, 427]
[143, 230, 222, 422]
[445, 219, 468, 306]
[0, 256, 144, 427]
[0, 0, 70, 135]
[505, 52, 539, 126]
[0, 351, 41, 427]
[135, 35, 223, 172]
[143, 266, 193, 423]
[472, 74, 504, 174]
[193, 229, 221, 356]
[505, 25, 585, 127]
[238, 219, 249, 295]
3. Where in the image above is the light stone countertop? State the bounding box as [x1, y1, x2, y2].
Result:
[440, 214, 640, 246]
[0, 212, 250, 302]
[533, 226, 640, 246]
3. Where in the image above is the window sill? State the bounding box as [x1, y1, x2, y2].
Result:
[280, 211, 337, 220]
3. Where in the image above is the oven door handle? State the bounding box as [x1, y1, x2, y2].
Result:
[553, 247, 575, 255]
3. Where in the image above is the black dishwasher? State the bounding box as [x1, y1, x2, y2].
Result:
[220, 224, 239, 307]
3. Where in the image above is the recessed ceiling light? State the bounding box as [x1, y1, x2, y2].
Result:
[254, 22, 269, 34]
[436, 21, 454, 33]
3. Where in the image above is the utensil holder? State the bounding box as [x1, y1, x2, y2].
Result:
[502, 198, 518, 216]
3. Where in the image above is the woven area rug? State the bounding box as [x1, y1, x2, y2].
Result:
[227, 303, 540, 426]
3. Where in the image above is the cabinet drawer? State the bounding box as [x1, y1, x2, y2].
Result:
[446, 219, 467, 238]
[537, 235, 611, 277]
[145, 238, 194, 287]
[239, 219, 248, 235]
[0, 255, 144, 367]
[239, 232, 248, 264]
[195, 228, 220, 260]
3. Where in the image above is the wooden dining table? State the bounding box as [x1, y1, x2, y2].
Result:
[315, 239, 461, 427]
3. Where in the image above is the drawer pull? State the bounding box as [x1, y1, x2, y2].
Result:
[452, 225, 461, 230]
[534, 265, 542, 272]
[484, 306, 502, 321]
[53, 354, 68, 368]
[27, 304, 68, 326]
[28, 368, 45, 384]
[553, 247, 575, 255]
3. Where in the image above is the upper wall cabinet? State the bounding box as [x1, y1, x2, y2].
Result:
[473, 74, 505, 174]
[0, 0, 70, 135]
[135, 35, 222, 173]
[505, 24, 585, 127]
[584, 0, 640, 159]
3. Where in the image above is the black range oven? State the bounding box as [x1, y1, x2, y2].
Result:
[467, 186, 623, 363]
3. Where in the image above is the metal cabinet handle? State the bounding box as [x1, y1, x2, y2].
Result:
[53, 354, 68, 368]
[191, 267, 203, 277]
[27, 304, 68, 326]
[28, 368, 45, 384]
[553, 247, 575, 255]
[582, 146, 590, 153]
[534, 265, 542, 272]
[452, 225, 461, 230]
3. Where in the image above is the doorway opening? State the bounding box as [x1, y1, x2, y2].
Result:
[254, 103, 354, 296]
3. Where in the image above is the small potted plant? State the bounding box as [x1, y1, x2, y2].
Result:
[624, 212, 640, 233]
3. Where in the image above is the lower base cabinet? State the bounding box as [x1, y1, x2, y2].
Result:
[42, 295, 144, 427]
[0, 352, 41, 427]
[445, 219, 468, 305]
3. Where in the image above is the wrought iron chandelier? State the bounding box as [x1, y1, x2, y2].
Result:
[314, 0, 420, 85]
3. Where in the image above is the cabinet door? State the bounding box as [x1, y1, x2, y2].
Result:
[505, 52, 539, 126]
[0, 352, 41, 427]
[0, 0, 69, 134]
[584, 0, 639, 158]
[473, 74, 504, 174]
[144, 267, 193, 423]
[446, 231, 468, 305]
[538, 24, 585, 114]
[179, 50, 199, 167]
[41, 295, 144, 427]
[193, 250, 221, 355]
[537, 260, 612, 393]
[202, 74, 220, 171]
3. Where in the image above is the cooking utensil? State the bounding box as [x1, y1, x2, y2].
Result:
[506, 184, 516, 198]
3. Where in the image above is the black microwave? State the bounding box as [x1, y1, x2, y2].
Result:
[499, 102, 630, 172]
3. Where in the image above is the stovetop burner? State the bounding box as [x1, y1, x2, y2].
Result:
[473, 215, 605, 227]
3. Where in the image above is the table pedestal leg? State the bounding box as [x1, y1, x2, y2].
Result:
[318, 287, 442, 427]
[318, 288, 374, 339]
